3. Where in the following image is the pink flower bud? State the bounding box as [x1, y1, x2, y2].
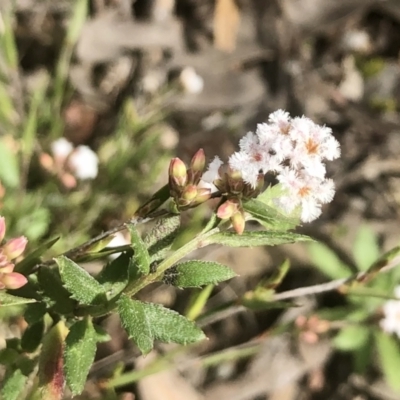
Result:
[0, 262, 15, 273]
[181, 185, 198, 201]
[169, 158, 187, 187]
[217, 200, 239, 220]
[2, 236, 28, 260]
[191, 188, 212, 206]
[0, 216, 5, 243]
[231, 211, 245, 235]
[190, 149, 206, 174]
[1, 272, 28, 289]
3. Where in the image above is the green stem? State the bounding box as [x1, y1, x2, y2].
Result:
[124, 227, 220, 296]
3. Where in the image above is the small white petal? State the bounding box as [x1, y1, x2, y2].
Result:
[51, 138, 73, 160]
[68, 145, 99, 180]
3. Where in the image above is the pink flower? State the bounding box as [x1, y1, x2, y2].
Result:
[2, 236, 28, 260]
[0, 272, 28, 290]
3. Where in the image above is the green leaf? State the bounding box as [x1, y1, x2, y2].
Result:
[118, 295, 153, 355]
[375, 331, 400, 392]
[0, 137, 20, 188]
[21, 320, 44, 353]
[38, 267, 75, 315]
[126, 224, 150, 275]
[97, 253, 131, 299]
[209, 231, 311, 247]
[243, 199, 298, 230]
[93, 325, 111, 343]
[64, 317, 98, 396]
[118, 295, 206, 355]
[56, 256, 107, 306]
[0, 369, 27, 400]
[24, 302, 47, 325]
[166, 261, 237, 288]
[0, 292, 36, 307]
[14, 237, 60, 274]
[333, 325, 370, 351]
[353, 225, 380, 271]
[308, 242, 352, 279]
[241, 287, 292, 310]
[144, 215, 181, 263]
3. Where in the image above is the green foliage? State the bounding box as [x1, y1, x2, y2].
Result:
[308, 241, 352, 279]
[352, 225, 380, 271]
[375, 331, 400, 392]
[210, 231, 311, 247]
[127, 224, 151, 275]
[56, 256, 107, 306]
[0, 369, 27, 400]
[64, 317, 98, 396]
[0, 292, 36, 307]
[333, 325, 370, 351]
[118, 295, 206, 355]
[166, 260, 237, 288]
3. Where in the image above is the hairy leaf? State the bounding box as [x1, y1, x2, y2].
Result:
[56, 256, 107, 306]
[0, 292, 36, 307]
[166, 261, 236, 288]
[126, 224, 150, 275]
[209, 231, 311, 247]
[64, 318, 97, 396]
[118, 295, 205, 355]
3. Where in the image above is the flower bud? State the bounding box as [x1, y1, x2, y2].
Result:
[231, 211, 245, 235]
[182, 185, 198, 202]
[169, 158, 187, 187]
[190, 149, 206, 174]
[217, 200, 239, 220]
[2, 236, 28, 260]
[0, 262, 14, 273]
[0, 217, 5, 243]
[1, 272, 28, 290]
[191, 188, 212, 206]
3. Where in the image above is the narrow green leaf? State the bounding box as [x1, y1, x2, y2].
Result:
[97, 253, 131, 298]
[64, 317, 98, 396]
[243, 199, 298, 230]
[166, 261, 237, 288]
[353, 225, 380, 271]
[0, 292, 36, 307]
[21, 320, 44, 353]
[38, 268, 75, 315]
[241, 287, 292, 310]
[144, 215, 181, 263]
[118, 295, 153, 355]
[56, 256, 107, 306]
[308, 242, 352, 279]
[14, 237, 60, 274]
[263, 259, 290, 289]
[375, 331, 400, 392]
[0, 369, 27, 400]
[185, 285, 214, 321]
[93, 325, 111, 343]
[118, 296, 206, 355]
[209, 231, 311, 247]
[0, 137, 20, 188]
[24, 302, 47, 325]
[126, 224, 150, 275]
[333, 325, 370, 351]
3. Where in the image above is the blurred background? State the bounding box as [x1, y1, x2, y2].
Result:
[2, 0, 400, 399]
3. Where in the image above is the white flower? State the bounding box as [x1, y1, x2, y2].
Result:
[107, 232, 130, 260]
[68, 145, 99, 180]
[276, 168, 335, 222]
[51, 138, 74, 162]
[199, 156, 223, 192]
[380, 286, 400, 338]
[179, 67, 204, 94]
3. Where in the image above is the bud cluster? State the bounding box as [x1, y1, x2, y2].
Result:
[0, 217, 28, 290]
[168, 149, 212, 210]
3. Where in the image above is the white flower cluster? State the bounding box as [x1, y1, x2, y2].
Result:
[202, 110, 341, 222]
[51, 138, 99, 180]
[380, 286, 400, 339]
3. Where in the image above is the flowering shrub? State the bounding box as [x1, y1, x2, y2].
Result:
[1, 111, 400, 399]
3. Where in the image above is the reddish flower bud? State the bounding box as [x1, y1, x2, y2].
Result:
[190, 149, 206, 174]
[191, 188, 212, 206]
[182, 185, 198, 202]
[2, 236, 28, 260]
[169, 158, 187, 187]
[1, 272, 28, 289]
[217, 200, 239, 220]
[0, 216, 5, 243]
[231, 211, 245, 235]
[0, 262, 15, 273]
